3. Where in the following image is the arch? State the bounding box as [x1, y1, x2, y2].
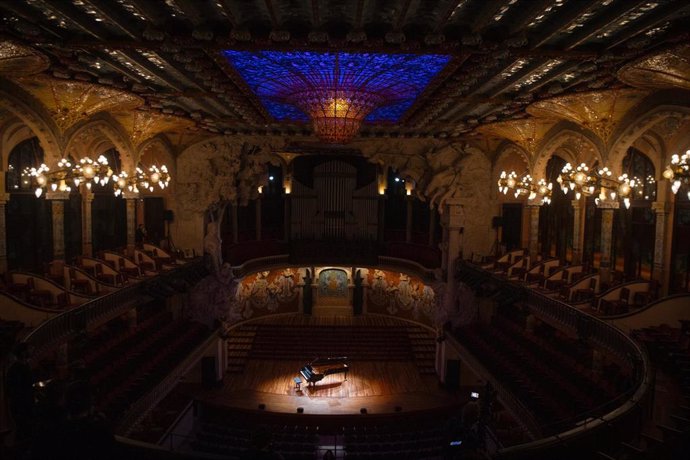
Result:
[137, 135, 176, 173]
[0, 78, 62, 165]
[533, 125, 603, 180]
[492, 141, 530, 172]
[63, 115, 135, 171]
[608, 93, 690, 173]
[1, 118, 35, 170]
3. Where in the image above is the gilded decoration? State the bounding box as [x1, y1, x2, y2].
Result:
[15, 74, 143, 131]
[617, 44, 690, 91]
[113, 110, 194, 147]
[0, 41, 49, 77]
[527, 89, 646, 143]
[476, 118, 556, 156]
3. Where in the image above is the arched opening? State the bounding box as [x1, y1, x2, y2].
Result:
[612, 148, 656, 280]
[91, 148, 127, 253]
[539, 155, 573, 261]
[5, 138, 52, 270]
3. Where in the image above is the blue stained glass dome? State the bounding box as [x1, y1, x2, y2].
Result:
[223, 50, 451, 123]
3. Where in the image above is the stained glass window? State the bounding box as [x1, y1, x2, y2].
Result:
[223, 50, 451, 123]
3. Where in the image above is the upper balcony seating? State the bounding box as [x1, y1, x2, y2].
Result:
[76, 255, 126, 286]
[596, 281, 654, 315]
[525, 259, 561, 285]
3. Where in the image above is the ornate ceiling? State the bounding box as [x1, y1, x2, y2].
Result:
[0, 0, 689, 142]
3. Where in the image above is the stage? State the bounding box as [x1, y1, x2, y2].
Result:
[195, 314, 462, 416]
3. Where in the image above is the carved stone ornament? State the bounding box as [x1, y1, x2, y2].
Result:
[617, 44, 690, 91]
[0, 41, 49, 77]
[176, 136, 280, 216]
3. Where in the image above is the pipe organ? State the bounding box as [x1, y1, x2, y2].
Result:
[290, 160, 378, 240]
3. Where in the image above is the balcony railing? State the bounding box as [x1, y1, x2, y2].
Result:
[456, 261, 652, 458]
[23, 259, 205, 355]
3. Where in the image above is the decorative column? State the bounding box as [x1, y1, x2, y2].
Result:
[428, 206, 436, 247]
[81, 189, 94, 256]
[571, 198, 584, 264]
[652, 200, 670, 290]
[255, 196, 262, 241]
[123, 191, 139, 254]
[526, 201, 541, 260]
[231, 202, 239, 244]
[598, 201, 619, 285]
[444, 199, 465, 311]
[46, 191, 69, 260]
[0, 192, 9, 273]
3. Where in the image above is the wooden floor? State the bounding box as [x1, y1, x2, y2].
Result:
[196, 314, 461, 416]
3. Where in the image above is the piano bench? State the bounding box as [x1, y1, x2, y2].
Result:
[293, 377, 302, 391]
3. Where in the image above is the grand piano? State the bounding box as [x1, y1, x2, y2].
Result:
[299, 356, 349, 386]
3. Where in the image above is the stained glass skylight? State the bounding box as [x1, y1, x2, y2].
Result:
[223, 50, 451, 139]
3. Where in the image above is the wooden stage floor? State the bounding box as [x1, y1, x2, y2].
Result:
[195, 314, 462, 416]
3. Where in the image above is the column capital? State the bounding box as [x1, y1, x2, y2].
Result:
[45, 191, 71, 201]
[571, 199, 582, 209]
[597, 200, 620, 210]
[0, 192, 10, 204]
[81, 188, 95, 202]
[652, 201, 670, 214]
[122, 191, 140, 200]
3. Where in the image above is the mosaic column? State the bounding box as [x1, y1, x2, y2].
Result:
[571, 199, 583, 264]
[81, 189, 94, 256]
[445, 199, 465, 310]
[46, 191, 69, 260]
[123, 191, 139, 254]
[0, 192, 9, 273]
[652, 201, 670, 288]
[598, 201, 619, 285]
[526, 202, 541, 260]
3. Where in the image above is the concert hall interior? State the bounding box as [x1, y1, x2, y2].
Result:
[1, 1, 690, 459]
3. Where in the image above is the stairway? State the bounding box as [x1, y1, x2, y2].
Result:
[226, 325, 256, 373]
[407, 325, 437, 376]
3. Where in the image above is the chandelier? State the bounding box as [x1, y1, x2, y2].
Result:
[497, 171, 553, 204]
[556, 163, 637, 208]
[296, 90, 383, 144]
[662, 150, 690, 199]
[28, 156, 170, 197]
[223, 50, 450, 144]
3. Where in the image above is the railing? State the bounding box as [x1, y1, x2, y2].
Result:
[444, 332, 542, 440]
[456, 261, 652, 458]
[231, 254, 290, 278]
[117, 329, 219, 436]
[23, 259, 205, 354]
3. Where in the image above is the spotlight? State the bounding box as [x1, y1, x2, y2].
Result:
[269, 175, 274, 181]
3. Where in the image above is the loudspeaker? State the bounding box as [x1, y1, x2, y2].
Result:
[201, 356, 217, 389]
[360, 408, 367, 414]
[296, 407, 304, 413]
[164, 209, 174, 222]
[258, 404, 266, 410]
[492, 216, 503, 228]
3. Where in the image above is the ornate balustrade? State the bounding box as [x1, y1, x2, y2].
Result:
[23, 259, 205, 355]
[456, 261, 652, 458]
